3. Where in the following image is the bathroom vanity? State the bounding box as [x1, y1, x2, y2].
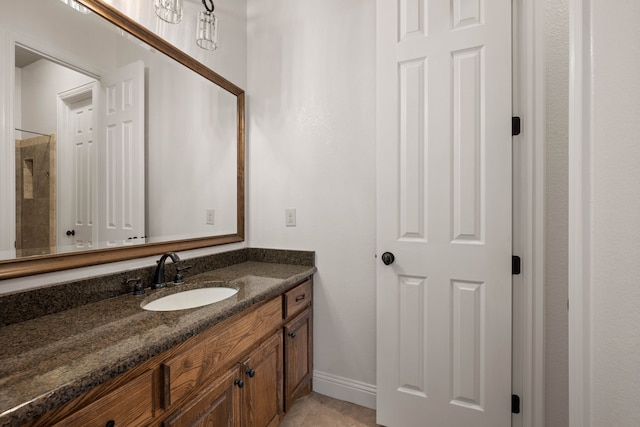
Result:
[0, 249, 315, 426]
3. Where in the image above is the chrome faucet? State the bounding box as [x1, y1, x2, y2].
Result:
[152, 252, 181, 289]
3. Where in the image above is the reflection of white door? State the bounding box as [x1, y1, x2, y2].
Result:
[99, 60, 145, 247]
[376, 1, 512, 426]
[57, 82, 99, 250]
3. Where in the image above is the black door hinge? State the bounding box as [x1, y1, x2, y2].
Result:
[512, 256, 521, 275]
[512, 117, 521, 136]
[512, 394, 521, 414]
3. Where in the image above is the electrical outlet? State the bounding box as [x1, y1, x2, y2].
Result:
[285, 208, 296, 227]
[206, 209, 215, 225]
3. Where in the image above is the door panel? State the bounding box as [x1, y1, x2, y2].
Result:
[242, 331, 283, 427]
[57, 82, 99, 252]
[71, 98, 94, 249]
[99, 60, 145, 247]
[376, 0, 512, 426]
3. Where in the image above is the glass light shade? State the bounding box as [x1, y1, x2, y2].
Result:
[196, 11, 219, 51]
[155, 0, 183, 24]
[57, 0, 91, 14]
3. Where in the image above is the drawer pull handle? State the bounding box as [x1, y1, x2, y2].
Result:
[288, 332, 297, 339]
[295, 294, 306, 302]
[234, 379, 244, 388]
[106, 421, 115, 427]
[246, 368, 255, 378]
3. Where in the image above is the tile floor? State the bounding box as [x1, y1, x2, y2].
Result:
[279, 392, 380, 426]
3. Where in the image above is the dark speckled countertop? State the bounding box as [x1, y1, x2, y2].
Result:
[0, 258, 315, 426]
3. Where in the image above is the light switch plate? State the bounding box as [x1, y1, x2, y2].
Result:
[285, 208, 296, 227]
[206, 209, 215, 225]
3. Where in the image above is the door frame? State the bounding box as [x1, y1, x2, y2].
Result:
[511, 0, 546, 426]
[0, 31, 17, 259]
[512, 0, 546, 426]
[567, 0, 591, 425]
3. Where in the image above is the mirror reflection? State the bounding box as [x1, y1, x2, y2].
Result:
[2, 0, 240, 262]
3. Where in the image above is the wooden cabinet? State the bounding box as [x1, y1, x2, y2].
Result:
[284, 307, 313, 411]
[162, 297, 282, 409]
[240, 331, 283, 427]
[283, 278, 312, 319]
[162, 367, 241, 427]
[282, 278, 314, 410]
[163, 331, 283, 427]
[38, 276, 313, 427]
[52, 370, 154, 427]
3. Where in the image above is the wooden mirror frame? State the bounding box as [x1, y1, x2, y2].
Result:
[0, 0, 245, 280]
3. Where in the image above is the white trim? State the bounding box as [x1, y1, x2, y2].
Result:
[568, 0, 591, 425]
[313, 370, 377, 411]
[12, 31, 103, 79]
[0, 30, 17, 260]
[512, 1, 546, 426]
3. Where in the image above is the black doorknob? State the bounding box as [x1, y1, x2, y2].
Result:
[246, 368, 255, 378]
[234, 379, 244, 388]
[66, 230, 75, 236]
[381, 252, 395, 265]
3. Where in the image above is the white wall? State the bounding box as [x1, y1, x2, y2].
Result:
[20, 59, 94, 135]
[246, 0, 377, 404]
[588, 1, 640, 425]
[544, 0, 569, 425]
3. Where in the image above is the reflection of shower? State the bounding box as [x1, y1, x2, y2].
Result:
[14, 131, 57, 257]
[15, 128, 51, 137]
[15, 128, 53, 143]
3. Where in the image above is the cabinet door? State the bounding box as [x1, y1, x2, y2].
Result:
[284, 307, 313, 411]
[163, 298, 282, 408]
[53, 370, 154, 427]
[241, 331, 283, 427]
[162, 366, 242, 427]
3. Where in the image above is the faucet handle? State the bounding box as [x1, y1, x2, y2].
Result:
[174, 265, 192, 284]
[127, 277, 144, 295]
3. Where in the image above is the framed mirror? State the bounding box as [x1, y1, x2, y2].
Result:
[0, 0, 245, 280]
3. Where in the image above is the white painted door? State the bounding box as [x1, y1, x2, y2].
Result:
[98, 60, 145, 247]
[57, 84, 98, 251]
[68, 97, 94, 248]
[376, 1, 512, 426]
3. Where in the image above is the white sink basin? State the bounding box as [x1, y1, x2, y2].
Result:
[142, 287, 238, 311]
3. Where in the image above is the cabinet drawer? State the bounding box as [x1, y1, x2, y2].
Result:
[163, 297, 282, 407]
[283, 279, 312, 320]
[54, 370, 154, 427]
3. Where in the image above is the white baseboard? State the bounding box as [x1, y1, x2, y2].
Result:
[312, 370, 377, 410]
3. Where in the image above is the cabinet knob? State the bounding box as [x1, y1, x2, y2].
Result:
[105, 421, 115, 427]
[288, 332, 297, 339]
[234, 379, 244, 388]
[245, 368, 255, 378]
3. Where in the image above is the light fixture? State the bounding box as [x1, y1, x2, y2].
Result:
[154, 0, 183, 24]
[57, 0, 91, 14]
[196, 0, 219, 51]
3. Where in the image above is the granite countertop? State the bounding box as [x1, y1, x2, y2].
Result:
[0, 260, 316, 426]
